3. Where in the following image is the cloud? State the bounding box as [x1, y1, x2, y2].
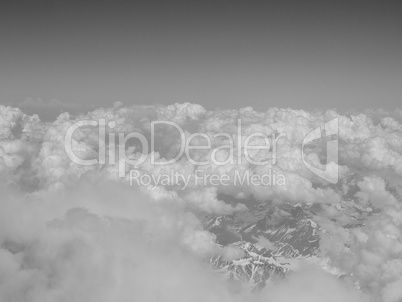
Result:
[0, 182, 237, 302]
[0, 102, 401, 301]
[261, 264, 363, 302]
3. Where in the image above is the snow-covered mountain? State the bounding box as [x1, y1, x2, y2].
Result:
[210, 241, 291, 291]
[202, 193, 361, 291]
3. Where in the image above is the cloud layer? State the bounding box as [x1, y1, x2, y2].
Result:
[0, 102, 401, 301]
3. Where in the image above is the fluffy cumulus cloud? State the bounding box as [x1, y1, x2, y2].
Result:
[0, 102, 401, 301]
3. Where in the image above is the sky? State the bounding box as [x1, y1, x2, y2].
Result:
[0, 0, 401, 117]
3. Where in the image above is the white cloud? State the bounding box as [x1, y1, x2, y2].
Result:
[0, 103, 401, 301]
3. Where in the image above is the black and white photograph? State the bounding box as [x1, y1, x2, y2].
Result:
[0, 1, 402, 301]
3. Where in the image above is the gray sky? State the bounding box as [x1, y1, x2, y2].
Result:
[1, 0, 401, 117]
